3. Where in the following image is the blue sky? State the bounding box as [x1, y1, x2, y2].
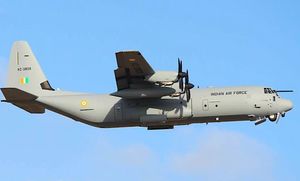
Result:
[0, 0, 299, 180]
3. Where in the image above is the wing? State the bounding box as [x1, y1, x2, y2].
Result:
[114, 51, 155, 90]
[112, 51, 176, 98]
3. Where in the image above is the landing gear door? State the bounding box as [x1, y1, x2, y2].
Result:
[202, 99, 209, 111]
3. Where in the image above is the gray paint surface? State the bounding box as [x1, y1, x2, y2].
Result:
[1, 41, 293, 129]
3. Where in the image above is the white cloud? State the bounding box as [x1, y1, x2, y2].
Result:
[97, 141, 155, 168]
[89, 137, 163, 181]
[89, 128, 277, 181]
[170, 128, 275, 181]
[118, 144, 155, 167]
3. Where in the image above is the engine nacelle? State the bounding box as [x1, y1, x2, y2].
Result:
[145, 71, 178, 84]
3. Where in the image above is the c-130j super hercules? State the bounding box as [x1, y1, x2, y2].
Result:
[1, 41, 293, 130]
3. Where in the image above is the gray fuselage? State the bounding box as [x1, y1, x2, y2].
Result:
[36, 86, 293, 128]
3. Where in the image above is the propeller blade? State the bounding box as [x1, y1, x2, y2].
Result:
[186, 69, 189, 84]
[187, 83, 194, 89]
[177, 59, 186, 91]
[186, 89, 191, 102]
[179, 78, 184, 91]
[178, 58, 182, 74]
[184, 70, 194, 102]
[177, 59, 186, 78]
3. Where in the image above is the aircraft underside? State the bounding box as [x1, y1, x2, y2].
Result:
[94, 114, 251, 130]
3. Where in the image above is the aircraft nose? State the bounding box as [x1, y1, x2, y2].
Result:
[280, 99, 293, 112]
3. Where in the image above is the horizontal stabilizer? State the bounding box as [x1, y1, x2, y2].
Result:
[11, 102, 45, 113]
[1, 88, 45, 113]
[1, 88, 37, 102]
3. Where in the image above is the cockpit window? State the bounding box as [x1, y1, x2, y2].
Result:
[264, 88, 276, 94]
[268, 88, 272, 94]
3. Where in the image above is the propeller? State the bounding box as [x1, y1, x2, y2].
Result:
[177, 58, 194, 102]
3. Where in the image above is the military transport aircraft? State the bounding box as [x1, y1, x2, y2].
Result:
[1, 41, 294, 130]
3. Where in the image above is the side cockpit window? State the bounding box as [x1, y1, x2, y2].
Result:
[264, 88, 280, 97]
[264, 88, 275, 94]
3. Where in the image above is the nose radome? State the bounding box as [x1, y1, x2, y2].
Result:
[281, 99, 293, 112]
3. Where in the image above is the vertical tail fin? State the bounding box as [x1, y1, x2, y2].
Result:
[6, 41, 54, 95]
